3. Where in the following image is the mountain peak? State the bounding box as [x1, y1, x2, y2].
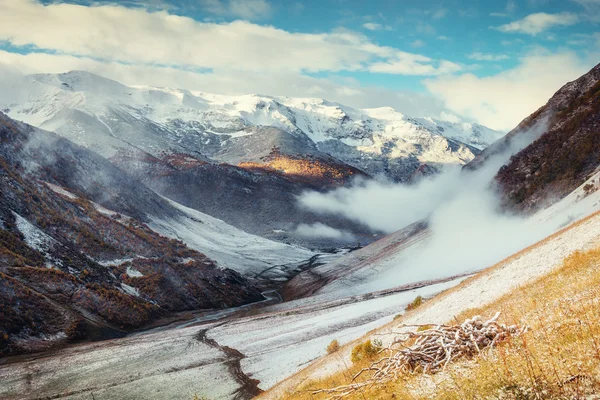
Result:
[3, 70, 503, 183]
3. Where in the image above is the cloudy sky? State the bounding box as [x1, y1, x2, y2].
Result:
[0, 0, 598, 130]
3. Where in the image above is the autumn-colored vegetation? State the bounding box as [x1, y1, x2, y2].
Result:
[0, 272, 67, 355]
[497, 77, 600, 212]
[327, 339, 340, 354]
[282, 244, 600, 400]
[0, 114, 261, 356]
[73, 283, 158, 328]
[162, 153, 209, 170]
[238, 148, 360, 186]
[350, 339, 380, 364]
[404, 295, 423, 312]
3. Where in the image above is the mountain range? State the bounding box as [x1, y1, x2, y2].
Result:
[0, 71, 503, 247]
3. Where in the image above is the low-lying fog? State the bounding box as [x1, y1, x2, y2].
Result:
[297, 118, 581, 285]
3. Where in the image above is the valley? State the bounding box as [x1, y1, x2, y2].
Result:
[0, 271, 467, 400]
[0, 52, 598, 400]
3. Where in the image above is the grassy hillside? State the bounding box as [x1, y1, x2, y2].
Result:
[281, 242, 600, 399]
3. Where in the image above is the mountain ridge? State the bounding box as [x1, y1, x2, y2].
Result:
[1, 70, 503, 181]
[467, 62, 600, 213]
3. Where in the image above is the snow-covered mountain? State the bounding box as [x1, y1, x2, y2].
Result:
[0, 71, 503, 182]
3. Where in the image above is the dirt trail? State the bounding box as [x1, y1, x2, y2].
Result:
[196, 327, 263, 400]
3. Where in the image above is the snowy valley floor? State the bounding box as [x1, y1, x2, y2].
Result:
[0, 275, 463, 400]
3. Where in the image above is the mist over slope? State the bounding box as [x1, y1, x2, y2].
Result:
[462, 62, 600, 214]
[0, 112, 317, 356]
[292, 64, 600, 297]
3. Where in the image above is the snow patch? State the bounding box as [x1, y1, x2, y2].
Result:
[44, 182, 78, 200]
[98, 257, 140, 267]
[13, 212, 56, 253]
[148, 197, 316, 276]
[120, 283, 140, 297]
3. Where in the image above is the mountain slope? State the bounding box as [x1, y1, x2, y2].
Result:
[0, 71, 502, 247]
[468, 62, 600, 213]
[111, 147, 376, 247]
[266, 208, 600, 400]
[0, 113, 320, 355]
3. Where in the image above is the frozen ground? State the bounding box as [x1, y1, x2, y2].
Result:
[0, 277, 462, 400]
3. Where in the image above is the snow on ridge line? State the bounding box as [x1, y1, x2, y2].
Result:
[8, 71, 503, 152]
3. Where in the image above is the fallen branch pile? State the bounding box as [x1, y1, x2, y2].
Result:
[313, 312, 526, 398]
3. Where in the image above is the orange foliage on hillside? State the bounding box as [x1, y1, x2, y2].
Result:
[239, 153, 358, 186]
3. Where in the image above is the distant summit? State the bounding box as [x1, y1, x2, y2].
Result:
[2, 70, 503, 182]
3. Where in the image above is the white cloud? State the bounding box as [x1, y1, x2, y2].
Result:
[362, 22, 392, 31]
[200, 0, 272, 20]
[0, 0, 455, 77]
[494, 12, 579, 35]
[567, 32, 600, 46]
[501, 38, 525, 46]
[369, 53, 461, 75]
[425, 51, 591, 131]
[416, 21, 436, 35]
[506, 0, 517, 13]
[436, 35, 450, 40]
[432, 9, 448, 19]
[411, 39, 426, 48]
[467, 52, 510, 61]
[0, 50, 449, 118]
[490, 0, 517, 17]
[571, 0, 600, 20]
[363, 22, 381, 30]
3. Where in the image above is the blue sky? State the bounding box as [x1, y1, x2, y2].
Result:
[0, 0, 598, 129]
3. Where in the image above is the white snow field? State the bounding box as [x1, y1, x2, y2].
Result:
[149, 197, 317, 277]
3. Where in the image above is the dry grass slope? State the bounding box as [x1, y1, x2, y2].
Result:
[283, 244, 600, 399]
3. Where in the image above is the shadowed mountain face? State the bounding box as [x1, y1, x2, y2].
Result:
[111, 148, 378, 248]
[467, 63, 600, 213]
[0, 71, 503, 247]
[0, 113, 263, 356]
